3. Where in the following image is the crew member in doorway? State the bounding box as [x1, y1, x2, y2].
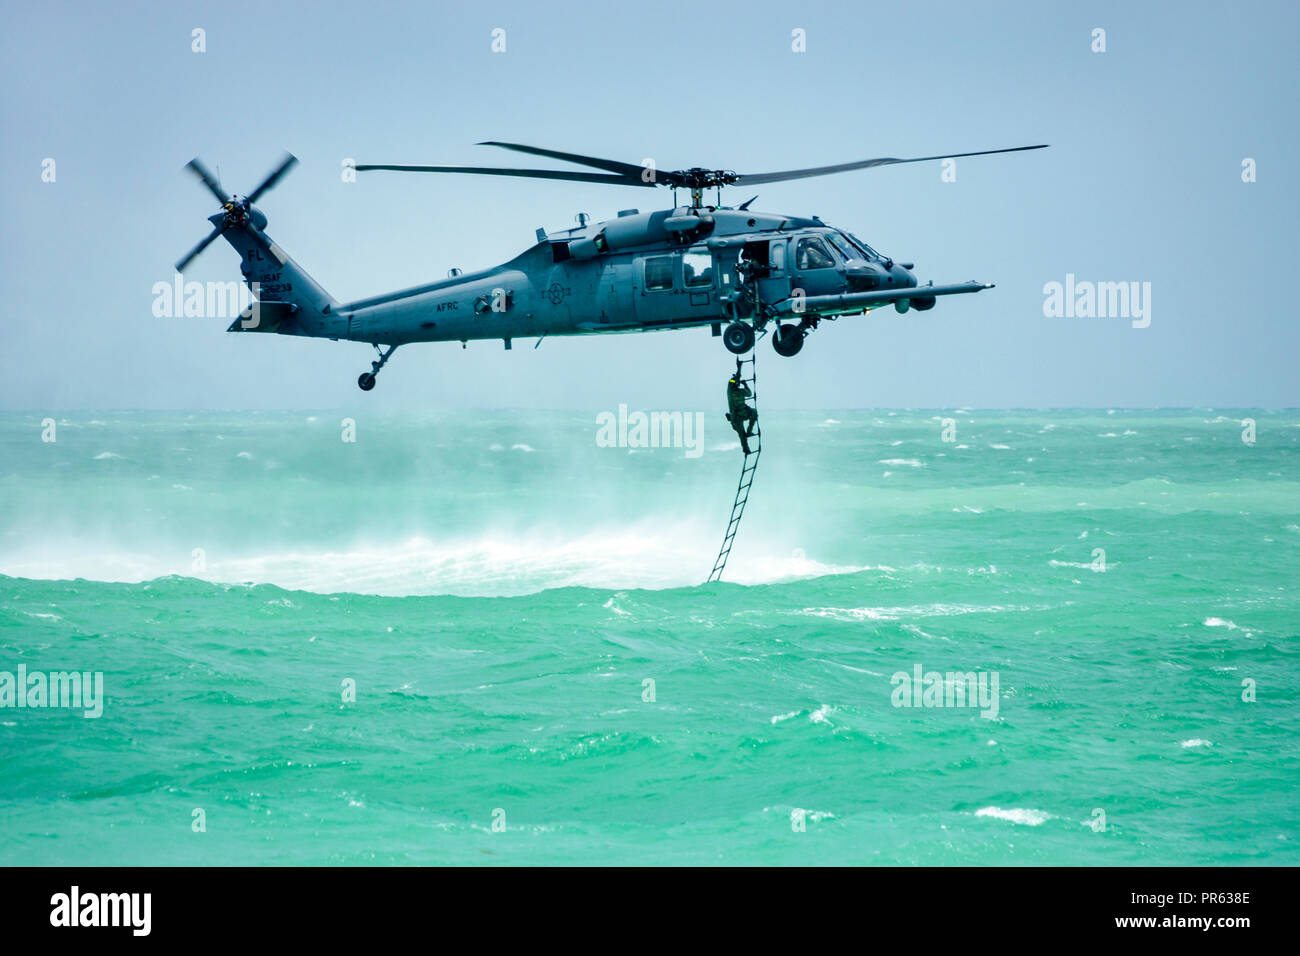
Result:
[725, 368, 757, 455]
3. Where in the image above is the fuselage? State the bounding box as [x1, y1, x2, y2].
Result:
[328, 206, 920, 348]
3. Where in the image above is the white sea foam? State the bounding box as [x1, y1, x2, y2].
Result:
[798, 601, 1029, 623]
[0, 524, 868, 597]
[810, 658, 885, 677]
[976, 806, 1052, 826]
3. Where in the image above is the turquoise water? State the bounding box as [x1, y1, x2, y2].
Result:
[1, 409, 1297, 865]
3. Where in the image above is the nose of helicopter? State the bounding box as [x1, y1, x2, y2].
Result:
[895, 263, 919, 288]
[843, 258, 918, 292]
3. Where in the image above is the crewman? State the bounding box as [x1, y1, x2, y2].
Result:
[725, 369, 757, 454]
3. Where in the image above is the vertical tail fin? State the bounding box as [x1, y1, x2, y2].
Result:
[221, 224, 343, 336]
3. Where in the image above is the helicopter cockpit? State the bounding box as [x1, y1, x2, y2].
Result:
[777, 226, 916, 298]
[795, 235, 836, 270]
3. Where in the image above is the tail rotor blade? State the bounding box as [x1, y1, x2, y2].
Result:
[175, 226, 223, 273]
[185, 158, 228, 205]
[246, 152, 298, 205]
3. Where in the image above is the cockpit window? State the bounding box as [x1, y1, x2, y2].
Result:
[796, 237, 835, 270]
[845, 232, 881, 261]
[824, 233, 860, 262]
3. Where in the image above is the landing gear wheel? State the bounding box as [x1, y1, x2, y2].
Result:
[723, 321, 755, 354]
[772, 323, 805, 357]
[357, 344, 398, 391]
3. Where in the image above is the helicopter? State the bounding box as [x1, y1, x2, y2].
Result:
[175, 141, 1047, 390]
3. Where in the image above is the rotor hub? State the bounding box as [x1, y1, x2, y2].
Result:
[664, 168, 739, 190]
[222, 198, 251, 226]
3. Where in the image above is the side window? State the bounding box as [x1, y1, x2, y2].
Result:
[769, 239, 786, 274]
[683, 249, 713, 288]
[644, 256, 673, 291]
[796, 237, 835, 270]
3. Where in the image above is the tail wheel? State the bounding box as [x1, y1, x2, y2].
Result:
[357, 373, 377, 391]
[723, 322, 755, 354]
[772, 323, 805, 357]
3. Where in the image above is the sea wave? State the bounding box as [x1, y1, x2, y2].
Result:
[0, 529, 867, 598]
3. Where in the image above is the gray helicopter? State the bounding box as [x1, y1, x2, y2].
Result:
[176, 141, 1046, 390]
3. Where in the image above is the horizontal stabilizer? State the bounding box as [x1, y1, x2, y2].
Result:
[226, 300, 299, 333]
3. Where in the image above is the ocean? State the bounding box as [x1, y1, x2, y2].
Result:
[1, 409, 1296, 865]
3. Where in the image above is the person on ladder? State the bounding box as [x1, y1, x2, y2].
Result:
[725, 363, 757, 455]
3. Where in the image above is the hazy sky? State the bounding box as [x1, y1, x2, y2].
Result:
[2, 0, 1297, 410]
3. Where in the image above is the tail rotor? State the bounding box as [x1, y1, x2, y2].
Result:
[175, 152, 298, 272]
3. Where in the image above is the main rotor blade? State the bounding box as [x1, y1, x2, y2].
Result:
[185, 158, 228, 205]
[476, 141, 652, 180]
[175, 226, 223, 273]
[736, 144, 1049, 186]
[354, 163, 654, 186]
[245, 152, 299, 205]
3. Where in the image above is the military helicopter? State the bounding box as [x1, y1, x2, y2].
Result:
[176, 141, 1046, 390]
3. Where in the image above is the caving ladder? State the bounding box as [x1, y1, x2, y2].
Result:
[707, 350, 761, 582]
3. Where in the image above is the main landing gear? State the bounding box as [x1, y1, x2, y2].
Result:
[358, 344, 398, 391]
[772, 323, 805, 357]
[722, 321, 755, 355]
[721, 263, 819, 358]
[773, 315, 821, 358]
[723, 319, 817, 358]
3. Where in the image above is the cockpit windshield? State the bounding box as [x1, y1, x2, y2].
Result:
[842, 232, 882, 261]
[823, 232, 860, 263]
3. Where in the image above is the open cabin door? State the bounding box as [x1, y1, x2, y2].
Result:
[737, 237, 792, 310]
[757, 237, 791, 305]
